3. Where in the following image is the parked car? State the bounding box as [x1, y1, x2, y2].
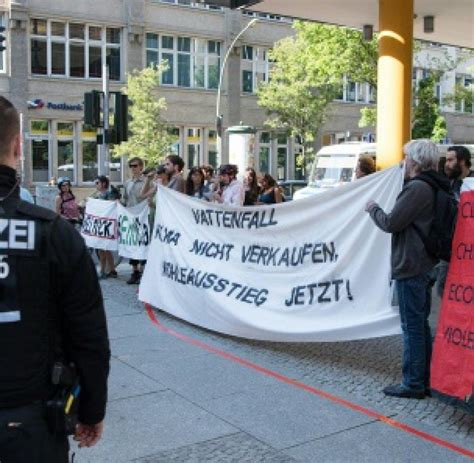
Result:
[277, 180, 308, 201]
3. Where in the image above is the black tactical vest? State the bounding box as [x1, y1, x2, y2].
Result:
[0, 198, 60, 408]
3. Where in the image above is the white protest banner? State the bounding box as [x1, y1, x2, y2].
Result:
[117, 201, 151, 260]
[81, 198, 118, 251]
[139, 166, 404, 342]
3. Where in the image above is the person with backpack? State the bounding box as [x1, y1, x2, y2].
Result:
[365, 139, 451, 400]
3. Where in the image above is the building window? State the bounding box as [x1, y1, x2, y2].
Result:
[208, 130, 218, 167]
[258, 131, 271, 173]
[30, 120, 50, 182]
[187, 128, 201, 167]
[455, 74, 473, 114]
[158, 0, 223, 9]
[30, 19, 122, 81]
[168, 127, 181, 156]
[339, 76, 372, 104]
[57, 122, 75, 182]
[241, 45, 271, 94]
[146, 33, 221, 89]
[82, 124, 98, 182]
[276, 133, 288, 181]
[0, 14, 7, 72]
[294, 139, 305, 180]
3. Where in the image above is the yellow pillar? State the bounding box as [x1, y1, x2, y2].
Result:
[376, 0, 414, 169]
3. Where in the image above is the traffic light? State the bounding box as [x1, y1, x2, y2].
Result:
[0, 26, 6, 52]
[216, 115, 223, 137]
[84, 91, 102, 127]
[113, 92, 129, 143]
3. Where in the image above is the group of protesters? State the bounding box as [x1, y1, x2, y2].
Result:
[63, 154, 289, 284]
[51, 141, 474, 403]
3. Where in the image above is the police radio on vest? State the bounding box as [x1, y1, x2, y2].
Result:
[0, 219, 36, 250]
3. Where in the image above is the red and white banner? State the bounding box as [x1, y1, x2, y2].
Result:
[431, 178, 474, 405]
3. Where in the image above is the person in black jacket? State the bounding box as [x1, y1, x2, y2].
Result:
[0, 96, 110, 462]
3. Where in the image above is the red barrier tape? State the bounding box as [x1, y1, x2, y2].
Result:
[144, 304, 474, 459]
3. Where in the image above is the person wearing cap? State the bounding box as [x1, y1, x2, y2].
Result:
[215, 164, 245, 206]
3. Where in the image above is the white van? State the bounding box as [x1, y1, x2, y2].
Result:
[293, 142, 376, 200]
[293, 142, 474, 200]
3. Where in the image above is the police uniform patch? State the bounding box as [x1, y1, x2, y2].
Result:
[0, 219, 39, 323]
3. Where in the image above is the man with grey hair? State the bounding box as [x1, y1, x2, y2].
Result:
[365, 139, 450, 399]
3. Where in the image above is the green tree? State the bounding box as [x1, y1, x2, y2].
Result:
[257, 21, 378, 170]
[412, 75, 447, 142]
[113, 64, 172, 165]
[443, 64, 474, 113]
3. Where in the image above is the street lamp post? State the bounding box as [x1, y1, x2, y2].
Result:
[216, 18, 258, 163]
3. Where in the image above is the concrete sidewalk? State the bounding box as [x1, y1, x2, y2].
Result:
[70, 266, 474, 462]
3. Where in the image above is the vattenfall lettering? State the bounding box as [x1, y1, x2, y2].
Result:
[0, 219, 35, 250]
[191, 208, 278, 229]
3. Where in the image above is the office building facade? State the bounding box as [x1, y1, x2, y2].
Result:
[1, 0, 472, 189]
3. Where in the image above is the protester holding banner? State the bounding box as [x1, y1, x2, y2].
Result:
[90, 176, 119, 279]
[355, 155, 376, 179]
[244, 167, 260, 206]
[186, 166, 212, 201]
[214, 164, 245, 206]
[55, 177, 81, 225]
[366, 139, 446, 400]
[122, 157, 146, 285]
[164, 155, 186, 193]
[202, 165, 217, 193]
[256, 173, 283, 205]
[436, 145, 474, 297]
[140, 165, 168, 229]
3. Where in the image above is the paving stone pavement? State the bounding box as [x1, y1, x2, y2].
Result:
[71, 266, 474, 462]
[134, 433, 298, 463]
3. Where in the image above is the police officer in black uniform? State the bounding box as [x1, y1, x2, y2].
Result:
[0, 97, 110, 461]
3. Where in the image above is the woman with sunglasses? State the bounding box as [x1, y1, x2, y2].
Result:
[121, 157, 146, 285]
[55, 177, 81, 224]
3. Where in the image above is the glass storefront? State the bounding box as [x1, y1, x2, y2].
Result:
[28, 119, 122, 185]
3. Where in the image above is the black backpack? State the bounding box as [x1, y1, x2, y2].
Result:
[413, 175, 458, 262]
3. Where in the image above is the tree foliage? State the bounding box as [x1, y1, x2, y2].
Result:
[257, 21, 378, 168]
[412, 76, 447, 142]
[113, 64, 172, 165]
